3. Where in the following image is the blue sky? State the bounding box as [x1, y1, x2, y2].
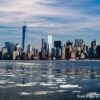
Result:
[0, 0, 100, 50]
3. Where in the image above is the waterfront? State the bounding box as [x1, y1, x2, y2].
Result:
[0, 61, 100, 100]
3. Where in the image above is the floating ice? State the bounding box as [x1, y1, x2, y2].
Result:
[40, 82, 57, 86]
[86, 92, 100, 98]
[19, 92, 31, 95]
[60, 84, 79, 88]
[34, 91, 48, 95]
[16, 63, 35, 66]
[16, 82, 37, 87]
[0, 80, 7, 84]
[72, 90, 81, 93]
[56, 90, 67, 93]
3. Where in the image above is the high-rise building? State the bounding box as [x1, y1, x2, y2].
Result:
[62, 45, 66, 60]
[66, 40, 73, 46]
[47, 35, 53, 54]
[41, 38, 46, 59]
[89, 40, 97, 58]
[22, 25, 26, 51]
[16, 43, 21, 51]
[1, 47, 8, 59]
[42, 38, 45, 50]
[54, 41, 61, 48]
[75, 39, 83, 47]
[27, 44, 32, 52]
[91, 40, 96, 48]
[5, 42, 11, 53]
[96, 45, 100, 58]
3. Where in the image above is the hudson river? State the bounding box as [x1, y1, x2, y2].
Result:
[0, 60, 100, 100]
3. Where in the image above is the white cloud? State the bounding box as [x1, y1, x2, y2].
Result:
[0, 0, 100, 35]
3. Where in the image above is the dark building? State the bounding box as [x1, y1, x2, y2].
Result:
[91, 40, 96, 47]
[54, 41, 61, 48]
[89, 40, 97, 58]
[51, 48, 56, 59]
[66, 40, 73, 46]
[22, 25, 26, 51]
[65, 48, 71, 59]
[0, 51, 2, 59]
[41, 38, 46, 59]
[5, 42, 11, 53]
[42, 38, 45, 50]
[55, 48, 62, 59]
[96, 45, 100, 58]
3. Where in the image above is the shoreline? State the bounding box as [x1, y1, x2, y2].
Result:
[0, 59, 100, 62]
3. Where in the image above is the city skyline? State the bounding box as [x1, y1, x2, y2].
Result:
[0, 0, 100, 49]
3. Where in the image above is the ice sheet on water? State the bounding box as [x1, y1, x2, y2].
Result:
[19, 92, 32, 95]
[60, 84, 79, 88]
[16, 82, 37, 87]
[16, 62, 35, 66]
[40, 82, 57, 86]
[86, 92, 100, 98]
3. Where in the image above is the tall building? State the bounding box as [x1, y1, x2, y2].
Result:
[1, 47, 8, 59]
[54, 41, 61, 48]
[75, 39, 83, 47]
[27, 44, 32, 52]
[96, 45, 100, 58]
[66, 40, 73, 46]
[22, 25, 27, 51]
[47, 35, 53, 54]
[42, 38, 45, 50]
[62, 45, 66, 60]
[5, 42, 11, 53]
[89, 40, 97, 58]
[91, 40, 96, 48]
[41, 38, 46, 59]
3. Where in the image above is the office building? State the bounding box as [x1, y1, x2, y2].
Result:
[54, 41, 61, 48]
[62, 45, 66, 60]
[1, 47, 8, 59]
[13, 51, 20, 60]
[27, 44, 32, 52]
[22, 25, 27, 51]
[5, 42, 11, 53]
[47, 35, 53, 54]
[96, 45, 100, 58]
[71, 51, 76, 60]
[91, 40, 96, 47]
[89, 40, 97, 58]
[42, 38, 45, 50]
[75, 39, 83, 47]
[66, 40, 73, 47]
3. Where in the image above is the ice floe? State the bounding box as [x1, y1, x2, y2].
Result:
[86, 92, 100, 99]
[34, 91, 48, 95]
[40, 82, 57, 86]
[16, 82, 37, 87]
[60, 84, 79, 88]
[19, 92, 32, 95]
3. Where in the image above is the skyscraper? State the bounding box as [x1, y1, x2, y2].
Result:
[42, 38, 45, 50]
[5, 42, 11, 53]
[22, 25, 26, 51]
[47, 35, 53, 54]
[54, 41, 62, 48]
[75, 39, 83, 47]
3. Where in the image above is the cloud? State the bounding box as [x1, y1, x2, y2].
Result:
[0, 0, 100, 49]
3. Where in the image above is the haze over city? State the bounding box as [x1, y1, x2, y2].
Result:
[0, 0, 100, 49]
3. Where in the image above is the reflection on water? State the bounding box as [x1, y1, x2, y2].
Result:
[0, 61, 100, 100]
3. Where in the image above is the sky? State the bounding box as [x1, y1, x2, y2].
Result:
[0, 0, 100, 50]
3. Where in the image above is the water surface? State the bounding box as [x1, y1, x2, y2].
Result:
[0, 60, 100, 100]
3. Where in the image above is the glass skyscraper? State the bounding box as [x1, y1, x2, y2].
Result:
[22, 25, 26, 51]
[47, 35, 53, 54]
